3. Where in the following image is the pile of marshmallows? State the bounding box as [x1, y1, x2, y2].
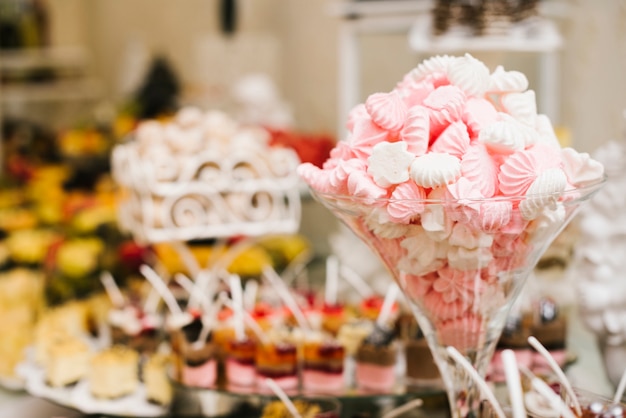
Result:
[298, 54, 604, 349]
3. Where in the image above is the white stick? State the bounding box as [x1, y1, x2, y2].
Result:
[340, 264, 374, 299]
[264, 378, 302, 418]
[520, 366, 577, 418]
[228, 274, 246, 342]
[613, 365, 626, 404]
[262, 266, 310, 331]
[243, 280, 259, 311]
[527, 336, 581, 415]
[174, 273, 211, 313]
[446, 346, 507, 418]
[501, 349, 527, 418]
[140, 264, 182, 315]
[381, 398, 424, 418]
[324, 255, 339, 306]
[220, 294, 269, 346]
[143, 286, 162, 314]
[99, 271, 125, 307]
[281, 248, 313, 286]
[376, 283, 400, 328]
[187, 270, 212, 311]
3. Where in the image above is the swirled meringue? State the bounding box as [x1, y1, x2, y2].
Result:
[346, 103, 368, 132]
[405, 54, 454, 84]
[519, 168, 568, 220]
[347, 169, 389, 203]
[462, 97, 498, 138]
[461, 143, 499, 198]
[561, 147, 605, 187]
[423, 292, 468, 320]
[487, 65, 529, 93]
[500, 90, 537, 127]
[430, 120, 471, 158]
[365, 91, 407, 132]
[447, 53, 491, 98]
[348, 117, 389, 159]
[423, 85, 467, 132]
[477, 115, 527, 154]
[400, 106, 430, 156]
[387, 181, 426, 223]
[498, 143, 562, 196]
[410, 153, 461, 188]
[478, 200, 513, 232]
[367, 141, 415, 188]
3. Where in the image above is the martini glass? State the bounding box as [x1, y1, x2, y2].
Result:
[309, 177, 605, 418]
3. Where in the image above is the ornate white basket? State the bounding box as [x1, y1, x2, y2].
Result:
[110, 110, 302, 245]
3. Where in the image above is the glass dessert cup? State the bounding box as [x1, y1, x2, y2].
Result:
[310, 178, 605, 418]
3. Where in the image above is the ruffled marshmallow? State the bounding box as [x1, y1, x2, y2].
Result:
[423, 291, 468, 320]
[410, 153, 461, 188]
[367, 141, 415, 188]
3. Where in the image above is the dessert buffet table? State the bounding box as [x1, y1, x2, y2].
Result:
[0, 308, 613, 418]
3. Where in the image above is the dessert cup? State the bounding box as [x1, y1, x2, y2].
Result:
[309, 177, 605, 418]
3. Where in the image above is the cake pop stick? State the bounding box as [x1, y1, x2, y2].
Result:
[218, 291, 269, 345]
[527, 336, 582, 416]
[446, 346, 506, 418]
[324, 255, 340, 306]
[262, 265, 310, 331]
[340, 264, 374, 299]
[243, 279, 259, 311]
[613, 365, 626, 404]
[99, 271, 125, 308]
[228, 274, 246, 342]
[519, 365, 577, 418]
[264, 378, 302, 418]
[381, 398, 424, 418]
[501, 349, 526, 418]
[376, 283, 400, 328]
[140, 264, 183, 316]
[281, 247, 313, 286]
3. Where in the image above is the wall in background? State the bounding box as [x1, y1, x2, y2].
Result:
[46, 0, 626, 153]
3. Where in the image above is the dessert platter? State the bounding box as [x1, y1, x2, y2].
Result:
[14, 300, 172, 417]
